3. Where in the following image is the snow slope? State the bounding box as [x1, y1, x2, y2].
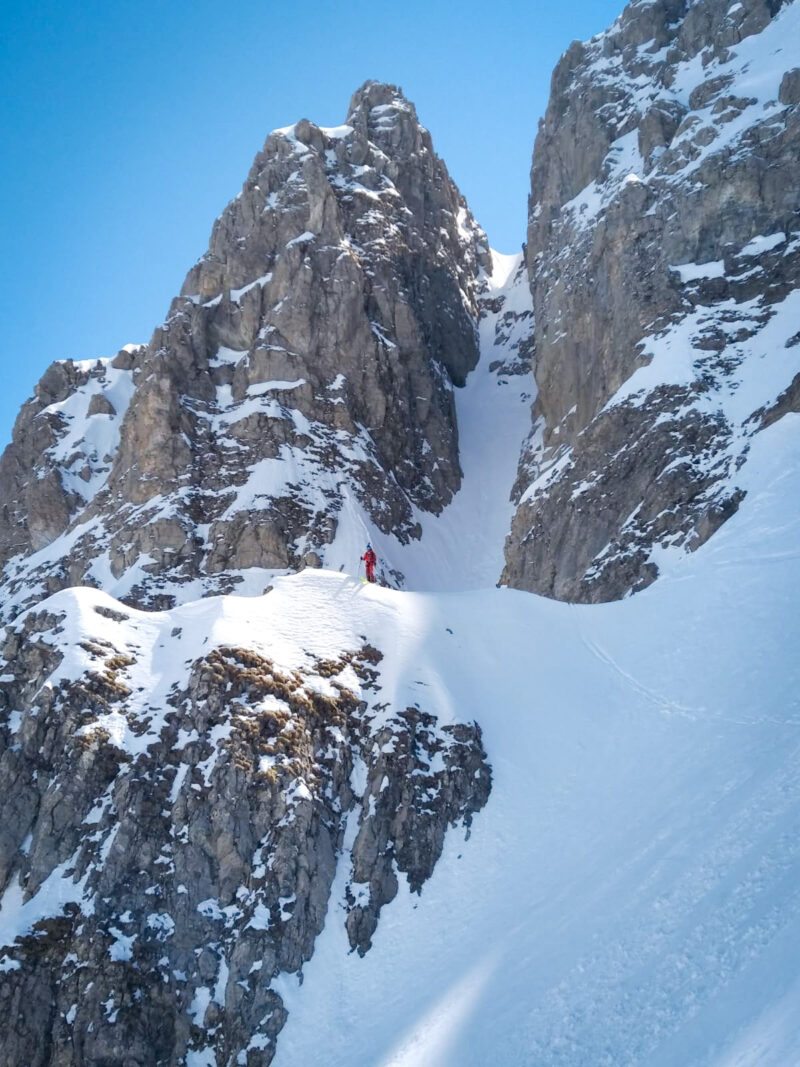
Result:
[2, 403, 796, 1063]
[265, 416, 800, 1066]
[392, 252, 535, 591]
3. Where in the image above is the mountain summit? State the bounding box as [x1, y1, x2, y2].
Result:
[0, 82, 502, 618]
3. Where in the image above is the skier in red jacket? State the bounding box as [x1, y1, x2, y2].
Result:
[361, 544, 377, 583]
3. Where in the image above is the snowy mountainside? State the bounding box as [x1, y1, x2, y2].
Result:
[274, 410, 800, 1067]
[0, 575, 490, 1064]
[505, 0, 800, 602]
[1, 404, 798, 1066]
[0, 81, 534, 622]
[1, 0, 799, 1061]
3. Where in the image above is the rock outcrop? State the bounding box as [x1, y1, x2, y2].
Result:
[0, 584, 490, 1065]
[504, 0, 800, 601]
[0, 82, 490, 621]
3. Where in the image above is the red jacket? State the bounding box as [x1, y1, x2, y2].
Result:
[362, 548, 377, 567]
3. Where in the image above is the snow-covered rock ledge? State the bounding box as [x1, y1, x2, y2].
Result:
[0, 576, 489, 1065]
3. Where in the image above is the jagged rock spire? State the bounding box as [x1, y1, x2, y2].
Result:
[0, 83, 490, 620]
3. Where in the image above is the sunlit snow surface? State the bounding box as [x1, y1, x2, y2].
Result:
[266, 415, 800, 1067]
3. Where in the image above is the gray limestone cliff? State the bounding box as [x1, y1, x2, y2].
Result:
[0, 586, 490, 1065]
[504, 0, 800, 601]
[0, 82, 491, 621]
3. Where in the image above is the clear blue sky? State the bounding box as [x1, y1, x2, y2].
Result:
[0, 0, 623, 451]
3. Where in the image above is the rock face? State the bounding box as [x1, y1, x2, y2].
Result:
[0, 585, 490, 1065]
[0, 82, 490, 620]
[504, 0, 800, 601]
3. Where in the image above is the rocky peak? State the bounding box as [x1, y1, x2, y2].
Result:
[504, 0, 800, 601]
[0, 83, 493, 621]
[344, 83, 432, 172]
[346, 80, 418, 143]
